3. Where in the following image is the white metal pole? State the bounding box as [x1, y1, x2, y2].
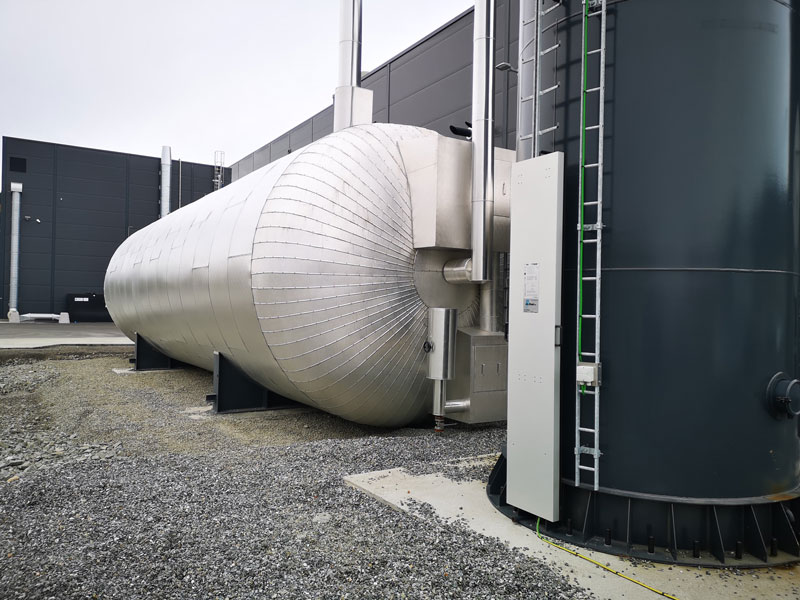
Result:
[160, 146, 171, 218]
[8, 182, 22, 321]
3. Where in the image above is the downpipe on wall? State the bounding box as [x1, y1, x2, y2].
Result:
[160, 146, 171, 219]
[7, 182, 22, 323]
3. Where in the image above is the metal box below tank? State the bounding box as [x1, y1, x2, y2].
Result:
[445, 327, 507, 424]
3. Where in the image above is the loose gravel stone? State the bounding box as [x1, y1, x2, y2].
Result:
[0, 352, 595, 600]
[0, 360, 59, 395]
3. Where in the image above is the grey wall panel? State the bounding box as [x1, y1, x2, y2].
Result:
[1, 137, 221, 314]
[228, 1, 518, 183]
[390, 15, 472, 104]
[363, 65, 389, 119]
[312, 107, 334, 141]
[238, 153, 255, 178]
[254, 145, 271, 170]
[56, 178, 126, 199]
[191, 164, 216, 201]
[270, 134, 290, 160]
[391, 65, 472, 132]
[289, 121, 313, 151]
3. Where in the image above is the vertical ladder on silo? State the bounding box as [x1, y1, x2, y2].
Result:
[213, 150, 225, 191]
[575, 0, 608, 491]
[517, 0, 564, 160]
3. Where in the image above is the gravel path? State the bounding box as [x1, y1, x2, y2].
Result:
[0, 352, 593, 599]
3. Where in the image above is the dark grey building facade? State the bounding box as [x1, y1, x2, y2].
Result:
[230, 0, 518, 180]
[1, 137, 226, 315]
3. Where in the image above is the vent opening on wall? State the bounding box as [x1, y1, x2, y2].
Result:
[9, 157, 26, 173]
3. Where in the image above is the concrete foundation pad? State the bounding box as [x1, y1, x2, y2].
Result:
[345, 457, 800, 600]
[0, 322, 133, 349]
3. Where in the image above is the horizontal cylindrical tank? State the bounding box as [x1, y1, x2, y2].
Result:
[105, 124, 478, 427]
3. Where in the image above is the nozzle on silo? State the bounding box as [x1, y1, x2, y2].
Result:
[767, 372, 800, 419]
[424, 308, 457, 433]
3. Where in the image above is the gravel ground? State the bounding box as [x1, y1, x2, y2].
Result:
[0, 351, 594, 599]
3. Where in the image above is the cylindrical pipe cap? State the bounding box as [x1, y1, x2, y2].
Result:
[425, 307, 457, 380]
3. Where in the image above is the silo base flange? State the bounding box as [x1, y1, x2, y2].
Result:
[487, 451, 800, 568]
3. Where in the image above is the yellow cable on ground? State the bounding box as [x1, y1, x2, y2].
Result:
[535, 518, 681, 600]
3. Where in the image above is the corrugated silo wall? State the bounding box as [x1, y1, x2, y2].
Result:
[229, 0, 520, 181]
[0, 137, 227, 314]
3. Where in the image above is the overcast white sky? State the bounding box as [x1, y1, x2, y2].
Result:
[0, 0, 473, 166]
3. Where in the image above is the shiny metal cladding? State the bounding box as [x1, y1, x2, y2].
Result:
[106, 123, 477, 427]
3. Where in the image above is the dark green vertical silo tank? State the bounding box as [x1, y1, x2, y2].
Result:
[489, 0, 800, 565]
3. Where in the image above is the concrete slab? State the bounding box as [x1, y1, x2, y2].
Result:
[0, 321, 133, 349]
[345, 457, 800, 600]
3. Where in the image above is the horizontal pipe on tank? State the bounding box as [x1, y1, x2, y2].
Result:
[445, 399, 470, 413]
[443, 257, 474, 284]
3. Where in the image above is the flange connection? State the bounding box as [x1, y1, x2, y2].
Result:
[767, 372, 800, 419]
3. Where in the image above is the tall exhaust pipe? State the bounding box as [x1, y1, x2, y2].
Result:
[7, 182, 22, 322]
[471, 0, 495, 286]
[339, 0, 362, 89]
[160, 146, 171, 219]
[333, 0, 373, 132]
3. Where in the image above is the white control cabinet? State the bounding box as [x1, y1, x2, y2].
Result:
[507, 152, 564, 522]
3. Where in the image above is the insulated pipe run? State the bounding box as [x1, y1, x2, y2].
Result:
[160, 146, 171, 219]
[333, 0, 372, 132]
[426, 308, 457, 432]
[338, 0, 362, 89]
[480, 253, 503, 332]
[443, 257, 473, 284]
[471, 0, 495, 284]
[8, 182, 22, 320]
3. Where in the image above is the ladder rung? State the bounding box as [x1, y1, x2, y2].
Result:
[580, 351, 597, 357]
[588, 10, 604, 18]
[578, 427, 595, 433]
[578, 465, 596, 472]
[586, 86, 601, 93]
[581, 277, 597, 282]
[538, 124, 559, 135]
[540, 43, 560, 56]
[542, 2, 562, 17]
[582, 238, 598, 245]
[587, 48, 602, 56]
[581, 314, 597, 319]
[584, 201, 599, 206]
[539, 83, 560, 96]
[585, 125, 600, 131]
[579, 388, 597, 395]
[584, 162, 600, 168]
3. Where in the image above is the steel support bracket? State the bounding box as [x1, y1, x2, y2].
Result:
[133, 333, 176, 371]
[206, 351, 300, 414]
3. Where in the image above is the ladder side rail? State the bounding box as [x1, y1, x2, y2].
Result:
[574, 0, 590, 487]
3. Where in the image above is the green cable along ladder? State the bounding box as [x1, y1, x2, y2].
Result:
[575, 0, 608, 491]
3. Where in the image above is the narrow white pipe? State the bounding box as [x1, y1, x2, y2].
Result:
[160, 146, 171, 219]
[178, 159, 183, 208]
[471, 0, 495, 285]
[8, 182, 22, 318]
